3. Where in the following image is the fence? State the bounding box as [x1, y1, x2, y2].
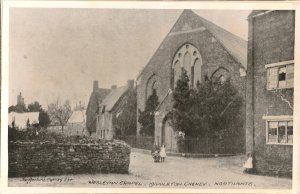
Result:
[181, 137, 243, 154]
[116, 135, 243, 154]
[115, 135, 154, 150]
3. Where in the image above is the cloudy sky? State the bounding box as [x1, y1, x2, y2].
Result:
[9, 8, 251, 108]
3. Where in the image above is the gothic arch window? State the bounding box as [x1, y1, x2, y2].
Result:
[210, 67, 230, 84]
[172, 43, 202, 88]
[193, 58, 203, 87]
[146, 74, 160, 100]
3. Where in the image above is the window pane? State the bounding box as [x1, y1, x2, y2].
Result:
[268, 121, 278, 143]
[286, 64, 294, 88]
[174, 61, 181, 87]
[193, 58, 202, 87]
[184, 52, 191, 80]
[278, 121, 287, 143]
[268, 68, 278, 89]
[278, 67, 286, 88]
[288, 121, 293, 144]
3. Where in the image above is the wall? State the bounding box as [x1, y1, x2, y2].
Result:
[47, 122, 88, 136]
[9, 140, 131, 177]
[247, 10, 294, 177]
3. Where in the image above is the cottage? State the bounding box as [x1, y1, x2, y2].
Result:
[136, 10, 247, 152]
[96, 80, 135, 139]
[246, 10, 294, 177]
[86, 81, 111, 135]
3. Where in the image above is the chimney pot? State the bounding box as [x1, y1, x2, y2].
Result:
[127, 80, 134, 89]
[93, 80, 99, 91]
[111, 85, 117, 90]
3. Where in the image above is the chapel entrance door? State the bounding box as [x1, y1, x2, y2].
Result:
[162, 119, 177, 152]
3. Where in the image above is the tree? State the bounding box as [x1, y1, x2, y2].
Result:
[28, 101, 42, 112]
[114, 89, 137, 136]
[8, 104, 27, 113]
[138, 89, 159, 136]
[27, 101, 51, 127]
[48, 99, 73, 132]
[171, 70, 243, 141]
[171, 69, 194, 135]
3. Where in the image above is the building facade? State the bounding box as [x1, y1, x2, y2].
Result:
[136, 10, 247, 152]
[96, 80, 135, 139]
[246, 10, 294, 177]
[86, 81, 111, 135]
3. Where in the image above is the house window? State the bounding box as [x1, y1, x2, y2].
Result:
[264, 116, 293, 145]
[266, 60, 294, 90]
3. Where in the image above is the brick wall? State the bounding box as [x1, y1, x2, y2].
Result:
[9, 140, 131, 177]
[247, 10, 294, 177]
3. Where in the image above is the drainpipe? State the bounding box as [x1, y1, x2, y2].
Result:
[245, 16, 255, 155]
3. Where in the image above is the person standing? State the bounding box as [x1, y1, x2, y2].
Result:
[160, 144, 166, 162]
[243, 152, 253, 174]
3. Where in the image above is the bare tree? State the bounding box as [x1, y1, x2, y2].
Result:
[48, 99, 73, 132]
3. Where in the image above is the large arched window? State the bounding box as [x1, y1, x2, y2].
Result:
[172, 43, 202, 88]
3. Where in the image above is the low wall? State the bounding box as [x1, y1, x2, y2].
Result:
[9, 140, 131, 177]
[116, 136, 154, 150]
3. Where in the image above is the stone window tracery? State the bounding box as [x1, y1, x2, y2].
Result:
[172, 43, 202, 88]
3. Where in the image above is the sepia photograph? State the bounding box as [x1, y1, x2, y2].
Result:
[2, 1, 299, 193]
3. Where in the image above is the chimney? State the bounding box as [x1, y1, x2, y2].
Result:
[127, 80, 134, 89]
[111, 85, 117, 90]
[93, 80, 99, 91]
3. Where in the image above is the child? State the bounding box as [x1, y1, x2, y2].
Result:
[243, 152, 253, 174]
[160, 144, 167, 162]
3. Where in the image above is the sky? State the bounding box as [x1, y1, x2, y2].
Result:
[9, 8, 251, 109]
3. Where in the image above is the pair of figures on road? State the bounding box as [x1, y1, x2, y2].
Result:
[151, 143, 166, 163]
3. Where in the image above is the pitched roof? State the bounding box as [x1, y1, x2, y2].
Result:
[248, 10, 269, 18]
[69, 110, 86, 123]
[193, 11, 247, 69]
[9, 112, 39, 129]
[136, 10, 247, 80]
[100, 85, 129, 112]
[94, 88, 111, 104]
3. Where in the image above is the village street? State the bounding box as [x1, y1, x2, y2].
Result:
[9, 150, 292, 189]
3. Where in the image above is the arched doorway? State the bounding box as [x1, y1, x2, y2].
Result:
[162, 118, 177, 152]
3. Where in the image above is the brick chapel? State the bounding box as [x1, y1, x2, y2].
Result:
[136, 10, 248, 152]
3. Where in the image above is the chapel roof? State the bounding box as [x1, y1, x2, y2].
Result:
[136, 9, 248, 80]
[183, 10, 247, 69]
